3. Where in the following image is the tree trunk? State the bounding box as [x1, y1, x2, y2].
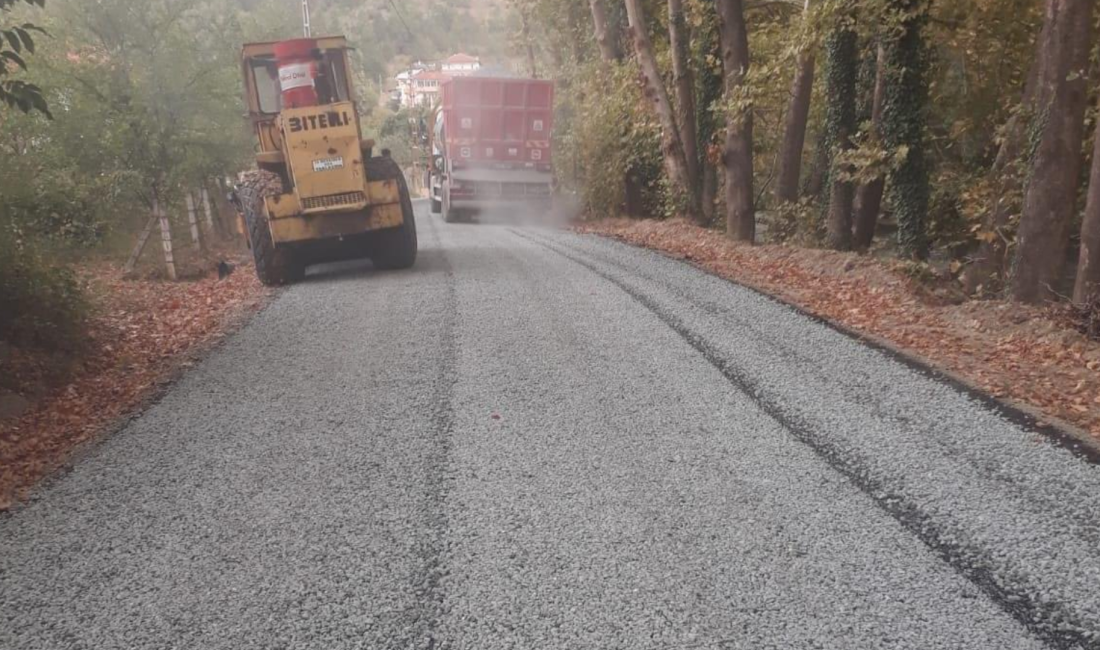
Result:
[701, 164, 718, 223]
[124, 213, 158, 276]
[520, 9, 539, 78]
[823, 17, 858, 251]
[775, 0, 815, 205]
[697, 5, 724, 224]
[881, 0, 932, 260]
[962, 55, 1041, 295]
[714, 0, 755, 241]
[804, 131, 828, 198]
[668, 0, 700, 195]
[1074, 105, 1100, 303]
[200, 186, 216, 232]
[589, 0, 622, 61]
[624, 0, 703, 223]
[1009, 0, 1092, 303]
[852, 44, 887, 252]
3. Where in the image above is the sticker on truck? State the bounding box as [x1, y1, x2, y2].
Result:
[312, 156, 345, 172]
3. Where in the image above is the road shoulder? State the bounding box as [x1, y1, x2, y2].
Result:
[576, 218, 1100, 460]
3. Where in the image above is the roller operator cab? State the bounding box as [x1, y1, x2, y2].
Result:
[429, 76, 555, 223]
[235, 37, 417, 286]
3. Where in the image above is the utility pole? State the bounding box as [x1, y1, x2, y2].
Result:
[302, 0, 311, 37]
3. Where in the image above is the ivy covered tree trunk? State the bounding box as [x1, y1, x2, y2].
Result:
[1010, 0, 1093, 303]
[853, 44, 886, 252]
[624, 0, 704, 224]
[775, 0, 815, 205]
[823, 12, 858, 251]
[881, 0, 931, 260]
[715, 0, 755, 242]
[668, 0, 700, 196]
[697, 3, 724, 223]
[1074, 106, 1100, 304]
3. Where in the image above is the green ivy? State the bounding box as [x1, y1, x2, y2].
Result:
[881, 0, 931, 259]
[819, 6, 859, 244]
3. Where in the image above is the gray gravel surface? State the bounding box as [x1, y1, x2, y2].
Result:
[3, 202, 1099, 649]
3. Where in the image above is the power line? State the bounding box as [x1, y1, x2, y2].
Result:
[387, 0, 415, 40]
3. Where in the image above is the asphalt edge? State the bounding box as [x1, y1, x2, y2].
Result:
[4, 201, 433, 516]
[579, 229, 1100, 466]
[0, 282, 282, 517]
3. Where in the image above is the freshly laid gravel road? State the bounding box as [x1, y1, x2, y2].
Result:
[3, 202, 1100, 649]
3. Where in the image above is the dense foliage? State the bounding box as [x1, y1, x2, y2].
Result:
[516, 0, 1096, 304]
[0, 0, 49, 116]
[0, 231, 86, 351]
[2, 0, 1098, 350]
[0, 0, 522, 348]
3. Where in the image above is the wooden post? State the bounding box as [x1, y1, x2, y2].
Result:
[186, 192, 203, 251]
[156, 197, 178, 281]
[200, 186, 215, 231]
[123, 213, 158, 275]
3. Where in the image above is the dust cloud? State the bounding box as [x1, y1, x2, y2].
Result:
[465, 193, 581, 229]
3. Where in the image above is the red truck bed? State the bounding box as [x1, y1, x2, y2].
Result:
[441, 77, 554, 170]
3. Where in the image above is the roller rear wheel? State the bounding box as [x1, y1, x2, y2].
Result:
[367, 157, 418, 270]
[238, 171, 304, 286]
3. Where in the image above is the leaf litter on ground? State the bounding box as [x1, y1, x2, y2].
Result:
[0, 261, 268, 509]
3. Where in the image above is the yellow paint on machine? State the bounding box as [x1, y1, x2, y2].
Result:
[268, 203, 405, 243]
[257, 100, 405, 244]
[277, 102, 362, 201]
[238, 36, 412, 256]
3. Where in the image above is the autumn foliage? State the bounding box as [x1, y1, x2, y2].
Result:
[0, 263, 267, 509]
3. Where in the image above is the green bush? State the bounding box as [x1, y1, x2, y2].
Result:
[1, 174, 110, 247]
[0, 230, 88, 352]
[556, 61, 667, 219]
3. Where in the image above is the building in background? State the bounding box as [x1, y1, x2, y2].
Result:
[395, 54, 483, 108]
[441, 53, 481, 75]
[408, 70, 449, 107]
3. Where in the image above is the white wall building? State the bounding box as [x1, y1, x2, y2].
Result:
[441, 53, 481, 76]
[409, 70, 449, 107]
[394, 55, 481, 108]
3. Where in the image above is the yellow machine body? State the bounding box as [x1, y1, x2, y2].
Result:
[239, 38, 404, 245]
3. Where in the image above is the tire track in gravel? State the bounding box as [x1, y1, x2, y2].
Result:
[403, 206, 457, 650]
[518, 228, 1100, 552]
[514, 229, 1097, 650]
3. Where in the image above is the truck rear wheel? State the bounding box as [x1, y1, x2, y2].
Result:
[442, 182, 466, 224]
[367, 157, 418, 270]
[238, 171, 304, 286]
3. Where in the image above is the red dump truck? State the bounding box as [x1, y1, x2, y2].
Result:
[429, 76, 554, 222]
